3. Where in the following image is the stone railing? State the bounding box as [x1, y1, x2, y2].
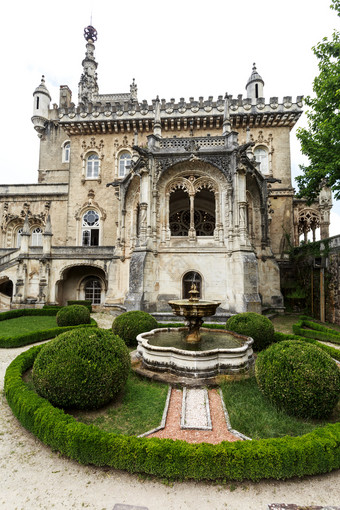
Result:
[159, 136, 227, 150]
[51, 246, 115, 257]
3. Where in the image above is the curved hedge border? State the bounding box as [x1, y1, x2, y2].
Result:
[293, 319, 340, 345]
[4, 346, 340, 481]
[274, 331, 340, 362]
[0, 312, 97, 348]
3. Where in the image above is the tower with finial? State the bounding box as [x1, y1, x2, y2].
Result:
[31, 75, 51, 137]
[245, 63, 264, 100]
[78, 25, 99, 103]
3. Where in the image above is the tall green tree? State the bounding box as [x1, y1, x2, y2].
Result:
[296, 0, 340, 201]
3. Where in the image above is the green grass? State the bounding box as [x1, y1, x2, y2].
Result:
[37, 370, 169, 436]
[0, 316, 58, 338]
[71, 372, 168, 435]
[221, 377, 340, 440]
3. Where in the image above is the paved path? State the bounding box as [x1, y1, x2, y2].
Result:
[147, 387, 241, 443]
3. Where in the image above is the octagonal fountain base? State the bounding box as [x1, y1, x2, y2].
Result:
[136, 327, 254, 381]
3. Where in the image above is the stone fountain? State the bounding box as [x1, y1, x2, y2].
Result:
[136, 284, 254, 381]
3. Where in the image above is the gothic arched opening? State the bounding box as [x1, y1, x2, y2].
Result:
[194, 188, 215, 236]
[182, 271, 202, 299]
[169, 189, 190, 236]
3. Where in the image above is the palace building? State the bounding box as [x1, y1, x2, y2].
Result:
[0, 25, 332, 313]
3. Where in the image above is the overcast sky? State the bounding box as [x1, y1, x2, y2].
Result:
[2, 0, 339, 235]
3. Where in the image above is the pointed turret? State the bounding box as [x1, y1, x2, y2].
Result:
[246, 63, 264, 99]
[31, 75, 51, 136]
[78, 25, 99, 104]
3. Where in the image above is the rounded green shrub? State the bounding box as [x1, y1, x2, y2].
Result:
[56, 304, 91, 327]
[255, 340, 340, 419]
[226, 312, 274, 351]
[32, 328, 131, 410]
[112, 311, 158, 347]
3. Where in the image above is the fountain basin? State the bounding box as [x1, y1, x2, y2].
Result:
[137, 327, 254, 379]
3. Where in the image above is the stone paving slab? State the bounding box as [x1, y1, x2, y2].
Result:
[113, 505, 149, 510]
[268, 505, 340, 510]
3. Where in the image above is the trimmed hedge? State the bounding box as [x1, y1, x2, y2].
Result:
[273, 331, 340, 362]
[293, 319, 340, 345]
[255, 340, 340, 419]
[0, 308, 59, 321]
[112, 311, 158, 347]
[56, 305, 91, 327]
[4, 346, 340, 481]
[33, 328, 130, 410]
[0, 321, 97, 348]
[67, 300, 92, 312]
[226, 312, 274, 351]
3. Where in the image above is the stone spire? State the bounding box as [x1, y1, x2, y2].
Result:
[246, 63, 264, 99]
[78, 25, 99, 104]
[153, 96, 162, 137]
[222, 93, 231, 135]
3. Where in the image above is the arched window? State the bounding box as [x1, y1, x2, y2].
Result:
[86, 154, 99, 179]
[182, 271, 202, 299]
[254, 147, 269, 175]
[169, 186, 215, 237]
[31, 227, 42, 246]
[63, 142, 70, 163]
[82, 210, 100, 246]
[118, 152, 132, 178]
[16, 228, 23, 248]
[84, 277, 102, 304]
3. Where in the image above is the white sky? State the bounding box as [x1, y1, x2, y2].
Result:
[2, 0, 339, 236]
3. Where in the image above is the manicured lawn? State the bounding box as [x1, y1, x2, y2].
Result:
[70, 372, 168, 435]
[221, 376, 340, 440]
[0, 316, 58, 338]
[23, 369, 169, 436]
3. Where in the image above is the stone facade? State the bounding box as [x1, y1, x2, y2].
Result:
[0, 26, 332, 313]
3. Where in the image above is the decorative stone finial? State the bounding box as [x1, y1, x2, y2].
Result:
[84, 25, 97, 42]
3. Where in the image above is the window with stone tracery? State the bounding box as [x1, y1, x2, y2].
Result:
[169, 186, 216, 237]
[84, 277, 102, 304]
[82, 210, 100, 246]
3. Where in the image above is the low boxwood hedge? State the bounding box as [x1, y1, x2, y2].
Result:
[273, 331, 340, 362]
[5, 346, 340, 481]
[0, 308, 59, 321]
[293, 319, 340, 345]
[67, 300, 92, 312]
[0, 321, 97, 348]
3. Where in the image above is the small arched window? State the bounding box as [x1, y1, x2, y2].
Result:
[16, 228, 23, 248]
[82, 210, 100, 246]
[63, 142, 70, 163]
[182, 271, 202, 299]
[86, 154, 100, 179]
[31, 227, 42, 246]
[118, 152, 132, 178]
[254, 147, 269, 175]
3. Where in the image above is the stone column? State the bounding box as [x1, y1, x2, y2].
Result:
[188, 193, 196, 241]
